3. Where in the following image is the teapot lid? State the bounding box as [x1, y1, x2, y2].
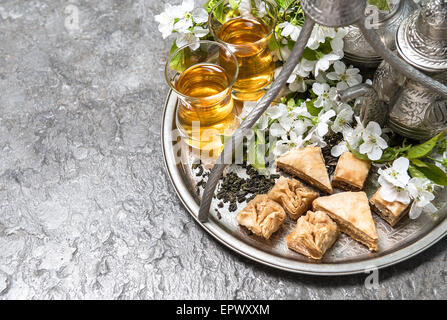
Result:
[396, 0, 447, 72]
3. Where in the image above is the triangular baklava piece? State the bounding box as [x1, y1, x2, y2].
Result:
[237, 195, 286, 239]
[268, 176, 319, 220]
[312, 192, 378, 251]
[286, 211, 339, 260]
[370, 187, 411, 227]
[276, 146, 333, 194]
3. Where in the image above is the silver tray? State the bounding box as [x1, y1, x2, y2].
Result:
[162, 90, 447, 275]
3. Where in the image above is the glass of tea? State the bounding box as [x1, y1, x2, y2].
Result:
[165, 40, 239, 153]
[209, 0, 276, 101]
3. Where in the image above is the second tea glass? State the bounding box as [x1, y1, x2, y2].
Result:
[165, 40, 239, 153]
[209, 0, 277, 101]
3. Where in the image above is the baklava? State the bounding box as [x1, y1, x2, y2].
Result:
[286, 210, 339, 260]
[332, 152, 371, 191]
[236, 195, 286, 239]
[312, 192, 378, 251]
[267, 176, 319, 220]
[370, 187, 411, 227]
[276, 146, 333, 194]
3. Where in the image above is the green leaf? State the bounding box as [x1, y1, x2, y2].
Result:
[406, 132, 445, 159]
[169, 41, 178, 55]
[374, 147, 399, 164]
[413, 162, 447, 186]
[206, 0, 226, 23]
[169, 47, 191, 73]
[302, 48, 319, 61]
[287, 98, 296, 110]
[317, 38, 333, 55]
[409, 165, 427, 179]
[368, 0, 390, 11]
[247, 128, 266, 171]
[305, 100, 322, 117]
[410, 158, 429, 168]
[275, 0, 295, 9]
[268, 34, 281, 51]
[229, 0, 240, 9]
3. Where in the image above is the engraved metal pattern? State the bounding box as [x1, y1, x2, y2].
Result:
[397, 1, 447, 72]
[357, 15, 447, 99]
[388, 71, 447, 139]
[344, 0, 418, 68]
[302, 0, 366, 27]
[373, 58, 406, 104]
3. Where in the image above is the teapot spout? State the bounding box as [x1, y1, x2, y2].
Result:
[336, 84, 388, 127]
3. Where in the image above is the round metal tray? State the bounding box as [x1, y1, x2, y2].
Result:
[162, 90, 447, 275]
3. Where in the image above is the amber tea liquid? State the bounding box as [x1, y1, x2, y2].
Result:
[175, 63, 238, 151]
[219, 17, 274, 101]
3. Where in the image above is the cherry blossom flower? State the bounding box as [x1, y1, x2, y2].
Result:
[312, 82, 337, 110]
[331, 107, 354, 133]
[378, 157, 411, 204]
[278, 22, 302, 41]
[331, 119, 363, 157]
[239, 0, 267, 17]
[326, 61, 363, 90]
[287, 59, 315, 92]
[176, 26, 209, 49]
[315, 110, 336, 137]
[314, 53, 343, 77]
[307, 25, 336, 50]
[155, 4, 177, 39]
[359, 121, 388, 161]
[407, 178, 437, 219]
[272, 130, 307, 157]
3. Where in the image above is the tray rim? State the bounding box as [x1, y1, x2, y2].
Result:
[161, 89, 447, 276]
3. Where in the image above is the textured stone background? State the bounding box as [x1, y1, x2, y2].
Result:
[0, 0, 445, 300]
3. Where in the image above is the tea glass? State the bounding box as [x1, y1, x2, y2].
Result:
[208, 0, 276, 101]
[165, 40, 239, 153]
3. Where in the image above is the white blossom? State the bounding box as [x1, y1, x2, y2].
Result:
[272, 130, 307, 157]
[278, 22, 301, 41]
[326, 61, 363, 90]
[378, 157, 411, 204]
[331, 116, 363, 157]
[407, 178, 437, 219]
[155, 0, 208, 39]
[307, 25, 336, 50]
[331, 107, 354, 133]
[155, 4, 176, 38]
[312, 82, 337, 110]
[314, 53, 343, 77]
[313, 109, 336, 138]
[287, 58, 315, 92]
[239, 0, 267, 17]
[176, 26, 209, 49]
[359, 121, 388, 161]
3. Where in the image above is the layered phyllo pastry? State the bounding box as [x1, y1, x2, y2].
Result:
[370, 187, 411, 227]
[332, 152, 371, 191]
[286, 211, 339, 260]
[312, 192, 378, 251]
[276, 146, 333, 194]
[237, 195, 286, 239]
[268, 176, 319, 220]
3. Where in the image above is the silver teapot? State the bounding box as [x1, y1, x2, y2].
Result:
[339, 0, 447, 140]
[344, 0, 419, 68]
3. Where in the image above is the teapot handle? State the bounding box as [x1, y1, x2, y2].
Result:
[336, 83, 388, 127]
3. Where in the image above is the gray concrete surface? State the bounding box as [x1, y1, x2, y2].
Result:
[0, 0, 445, 299]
